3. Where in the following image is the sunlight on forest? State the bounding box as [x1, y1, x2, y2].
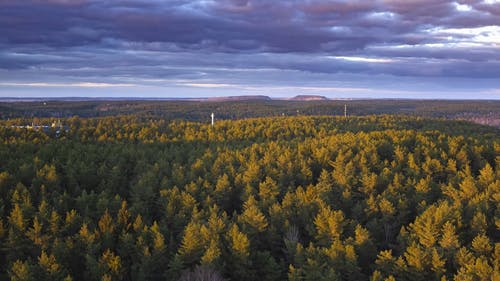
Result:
[0, 108, 498, 281]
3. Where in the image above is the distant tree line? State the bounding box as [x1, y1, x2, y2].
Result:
[1, 100, 499, 126]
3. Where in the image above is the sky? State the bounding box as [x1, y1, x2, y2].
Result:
[0, 0, 499, 99]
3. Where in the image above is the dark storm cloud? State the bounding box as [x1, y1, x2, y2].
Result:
[0, 0, 499, 96]
[4, 0, 489, 52]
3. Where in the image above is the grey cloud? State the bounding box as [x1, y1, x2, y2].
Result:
[2, 0, 497, 52]
[0, 0, 499, 96]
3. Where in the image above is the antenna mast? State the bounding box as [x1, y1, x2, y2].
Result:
[211, 112, 215, 127]
[344, 104, 347, 118]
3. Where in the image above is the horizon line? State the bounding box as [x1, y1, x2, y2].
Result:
[1, 95, 499, 102]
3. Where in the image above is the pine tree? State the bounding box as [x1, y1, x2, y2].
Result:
[37, 251, 65, 280]
[239, 196, 268, 236]
[116, 200, 131, 230]
[225, 223, 251, 280]
[9, 260, 33, 281]
[258, 176, 280, 209]
[26, 217, 48, 248]
[178, 221, 204, 267]
[314, 207, 345, 246]
[99, 249, 122, 281]
[439, 222, 460, 251]
[471, 234, 492, 256]
[354, 225, 377, 270]
[477, 163, 495, 188]
[201, 239, 221, 265]
[214, 173, 233, 211]
[403, 242, 430, 281]
[8, 204, 26, 231]
[375, 250, 396, 277]
[430, 248, 445, 279]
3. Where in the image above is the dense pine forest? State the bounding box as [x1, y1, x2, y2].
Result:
[0, 103, 499, 280]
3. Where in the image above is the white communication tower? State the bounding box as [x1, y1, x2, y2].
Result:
[211, 112, 215, 127]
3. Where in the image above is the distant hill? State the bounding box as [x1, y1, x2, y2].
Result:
[206, 95, 272, 101]
[290, 95, 329, 101]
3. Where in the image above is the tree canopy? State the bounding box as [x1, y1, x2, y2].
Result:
[0, 113, 498, 280]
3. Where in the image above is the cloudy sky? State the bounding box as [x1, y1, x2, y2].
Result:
[1, 0, 499, 99]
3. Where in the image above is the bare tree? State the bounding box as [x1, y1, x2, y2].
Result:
[178, 265, 225, 281]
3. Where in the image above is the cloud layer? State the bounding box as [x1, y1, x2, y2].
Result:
[0, 0, 499, 98]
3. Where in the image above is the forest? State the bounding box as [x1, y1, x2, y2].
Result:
[0, 103, 498, 280]
[1, 99, 499, 127]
